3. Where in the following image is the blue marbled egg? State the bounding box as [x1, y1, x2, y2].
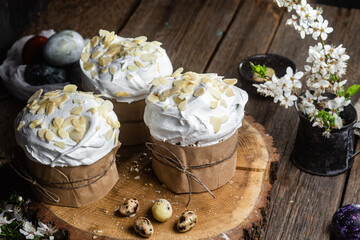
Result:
[43, 30, 84, 66]
[332, 204, 360, 240]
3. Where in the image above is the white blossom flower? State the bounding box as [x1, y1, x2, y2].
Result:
[280, 90, 297, 108]
[20, 221, 44, 239]
[37, 221, 58, 237]
[0, 212, 14, 226]
[312, 15, 333, 40]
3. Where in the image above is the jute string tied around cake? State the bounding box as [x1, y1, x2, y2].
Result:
[146, 141, 238, 207]
[9, 154, 116, 204]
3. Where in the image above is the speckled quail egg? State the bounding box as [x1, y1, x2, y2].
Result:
[177, 210, 197, 232]
[119, 198, 139, 216]
[43, 30, 84, 66]
[151, 199, 172, 222]
[133, 217, 153, 238]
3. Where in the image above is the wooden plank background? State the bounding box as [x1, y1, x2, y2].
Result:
[1, 0, 360, 239]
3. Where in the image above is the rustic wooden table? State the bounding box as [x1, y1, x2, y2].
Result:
[1, 0, 360, 239]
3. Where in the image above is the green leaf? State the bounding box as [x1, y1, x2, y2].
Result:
[338, 86, 345, 97]
[345, 84, 360, 99]
[249, 62, 268, 78]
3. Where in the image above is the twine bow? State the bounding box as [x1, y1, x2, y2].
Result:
[146, 141, 237, 206]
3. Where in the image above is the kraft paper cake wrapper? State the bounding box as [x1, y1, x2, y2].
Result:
[22, 143, 121, 207]
[111, 99, 149, 146]
[150, 131, 238, 193]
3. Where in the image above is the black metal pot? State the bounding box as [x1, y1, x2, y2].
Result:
[238, 54, 296, 96]
[291, 103, 360, 176]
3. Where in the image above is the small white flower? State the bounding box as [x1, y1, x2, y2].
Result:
[322, 130, 331, 138]
[20, 221, 44, 239]
[0, 212, 14, 226]
[37, 221, 58, 236]
[280, 90, 297, 108]
[312, 15, 333, 40]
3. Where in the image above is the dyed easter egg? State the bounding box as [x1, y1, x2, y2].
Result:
[43, 30, 84, 66]
[22, 35, 48, 64]
[332, 204, 360, 240]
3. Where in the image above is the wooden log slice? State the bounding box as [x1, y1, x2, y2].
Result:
[31, 114, 279, 240]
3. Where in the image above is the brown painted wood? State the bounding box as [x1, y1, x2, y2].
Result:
[23, 0, 141, 38]
[119, 0, 242, 73]
[29, 115, 278, 240]
[342, 141, 360, 205]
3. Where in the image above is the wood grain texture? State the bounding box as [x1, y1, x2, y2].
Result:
[119, 0, 242, 72]
[342, 141, 360, 205]
[30, 116, 278, 240]
[24, 0, 140, 38]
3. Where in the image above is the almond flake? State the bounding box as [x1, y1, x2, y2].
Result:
[83, 62, 94, 71]
[45, 130, 54, 142]
[193, 87, 205, 97]
[220, 99, 228, 108]
[116, 91, 130, 97]
[151, 78, 161, 86]
[104, 48, 120, 57]
[81, 52, 90, 62]
[147, 94, 160, 103]
[68, 127, 84, 143]
[70, 106, 83, 116]
[37, 129, 47, 140]
[29, 119, 42, 129]
[87, 107, 98, 115]
[208, 87, 221, 100]
[173, 80, 187, 88]
[62, 116, 77, 128]
[163, 90, 170, 98]
[127, 65, 138, 72]
[103, 31, 116, 45]
[52, 117, 63, 129]
[90, 36, 100, 47]
[45, 102, 55, 116]
[98, 57, 112, 67]
[223, 78, 238, 85]
[27, 89, 43, 103]
[36, 104, 46, 114]
[143, 43, 153, 52]
[162, 105, 169, 111]
[74, 126, 86, 133]
[225, 87, 235, 97]
[109, 67, 117, 75]
[73, 99, 84, 104]
[105, 129, 113, 141]
[183, 86, 194, 94]
[210, 116, 222, 133]
[16, 121, 25, 131]
[71, 118, 83, 128]
[159, 77, 170, 85]
[99, 29, 109, 37]
[134, 36, 147, 43]
[64, 84, 77, 93]
[135, 61, 145, 68]
[178, 100, 187, 111]
[91, 70, 98, 78]
[171, 68, 184, 77]
[170, 86, 181, 95]
[91, 51, 101, 59]
[114, 132, 118, 144]
[173, 95, 182, 104]
[127, 75, 133, 80]
[186, 72, 199, 82]
[201, 77, 212, 84]
[101, 100, 114, 112]
[115, 120, 121, 129]
[141, 53, 157, 62]
[210, 101, 218, 109]
[58, 128, 69, 139]
[101, 67, 109, 74]
[54, 142, 66, 149]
